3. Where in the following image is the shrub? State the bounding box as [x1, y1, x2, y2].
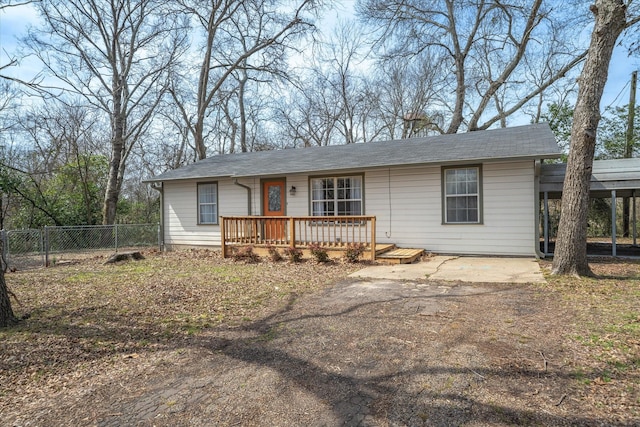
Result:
[265, 244, 283, 262]
[344, 242, 366, 263]
[283, 246, 303, 263]
[308, 243, 329, 263]
[231, 245, 260, 263]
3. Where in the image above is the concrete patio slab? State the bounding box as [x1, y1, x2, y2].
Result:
[350, 256, 546, 283]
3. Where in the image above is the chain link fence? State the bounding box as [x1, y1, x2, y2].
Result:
[1, 223, 160, 270]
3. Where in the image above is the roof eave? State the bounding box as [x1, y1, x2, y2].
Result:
[144, 152, 562, 183]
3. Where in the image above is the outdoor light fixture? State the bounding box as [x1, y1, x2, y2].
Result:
[289, 186, 296, 196]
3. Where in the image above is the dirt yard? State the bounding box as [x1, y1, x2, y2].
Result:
[1, 250, 638, 426]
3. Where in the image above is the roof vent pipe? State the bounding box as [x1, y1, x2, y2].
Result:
[234, 179, 252, 215]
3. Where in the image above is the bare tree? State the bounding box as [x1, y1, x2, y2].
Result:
[0, 246, 17, 327]
[371, 57, 444, 140]
[171, 0, 317, 159]
[23, 0, 187, 224]
[0, 100, 109, 227]
[0, 0, 20, 324]
[552, 0, 634, 276]
[150, 93, 197, 171]
[322, 22, 368, 145]
[275, 20, 390, 147]
[275, 70, 343, 147]
[358, 0, 589, 133]
[0, 0, 36, 8]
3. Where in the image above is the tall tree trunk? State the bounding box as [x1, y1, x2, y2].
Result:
[552, 0, 626, 276]
[623, 70, 636, 237]
[238, 68, 248, 153]
[0, 245, 17, 327]
[103, 85, 126, 225]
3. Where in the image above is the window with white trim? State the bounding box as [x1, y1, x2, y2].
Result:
[198, 182, 218, 224]
[311, 176, 363, 216]
[443, 167, 481, 224]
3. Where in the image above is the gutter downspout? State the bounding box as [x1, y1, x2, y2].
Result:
[234, 179, 252, 214]
[150, 182, 164, 251]
[534, 160, 545, 259]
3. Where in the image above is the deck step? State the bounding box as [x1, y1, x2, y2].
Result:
[374, 243, 396, 256]
[376, 248, 425, 264]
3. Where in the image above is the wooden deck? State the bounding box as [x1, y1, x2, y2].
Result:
[375, 247, 425, 264]
[221, 216, 425, 263]
[374, 243, 396, 255]
[221, 215, 378, 260]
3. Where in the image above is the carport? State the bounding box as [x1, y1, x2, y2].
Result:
[539, 158, 640, 257]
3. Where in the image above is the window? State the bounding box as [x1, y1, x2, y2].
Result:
[198, 182, 218, 224]
[311, 176, 363, 216]
[443, 166, 481, 224]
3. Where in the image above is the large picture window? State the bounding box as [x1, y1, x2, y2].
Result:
[311, 176, 363, 216]
[443, 166, 481, 224]
[198, 182, 218, 224]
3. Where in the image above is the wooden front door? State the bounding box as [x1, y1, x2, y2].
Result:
[262, 180, 286, 241]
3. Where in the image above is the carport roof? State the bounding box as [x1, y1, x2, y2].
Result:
[540, 158, 640, 198]
[145, 123, 560, 183]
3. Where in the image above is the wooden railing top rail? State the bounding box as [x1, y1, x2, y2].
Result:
[221, 215, 376, 221]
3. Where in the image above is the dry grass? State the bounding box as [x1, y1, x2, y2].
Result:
[1, 251, 639, 425]
[540, 258, 640, 418]
[0, 249, 358, 409]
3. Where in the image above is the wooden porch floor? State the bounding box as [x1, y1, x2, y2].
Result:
[374, 243, 396, 255]
[374, 245, 425, 264]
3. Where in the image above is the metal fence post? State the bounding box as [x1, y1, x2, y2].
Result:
[39, 228, 44, 267]
[43, 226, 48, 267]
[114, 223, 119, 252]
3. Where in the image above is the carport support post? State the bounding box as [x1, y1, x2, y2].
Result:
[543, 192, 549, 256]
[633, 190, 637, 247]
[611, 190, 617, 257]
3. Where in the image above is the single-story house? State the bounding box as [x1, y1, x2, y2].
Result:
[145, 123, 561, 260]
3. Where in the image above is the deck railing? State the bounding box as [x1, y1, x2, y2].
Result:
[221, 215, 376, 260]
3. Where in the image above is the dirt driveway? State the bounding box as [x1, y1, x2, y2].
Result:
[10, 276, 597, 426]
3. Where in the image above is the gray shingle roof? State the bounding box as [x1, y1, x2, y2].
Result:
[146, 123, 560, 183]
[540, 157, 640, 197]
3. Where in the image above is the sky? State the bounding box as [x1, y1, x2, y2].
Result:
[1, 2, 638, 118]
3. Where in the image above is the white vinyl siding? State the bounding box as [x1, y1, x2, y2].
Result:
[161, 160, 537, 256]
[364, 161, 536, 256]
[164, 178, 257, 248]
[197, 183, 218, 224]
[310, 176, 363, 216]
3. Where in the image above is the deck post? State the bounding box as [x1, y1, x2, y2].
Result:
[611, 191, 617, 257]
[370, 216, 376, 261]
[289, 217, 295, 248]
[220, 217, 226, 258]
